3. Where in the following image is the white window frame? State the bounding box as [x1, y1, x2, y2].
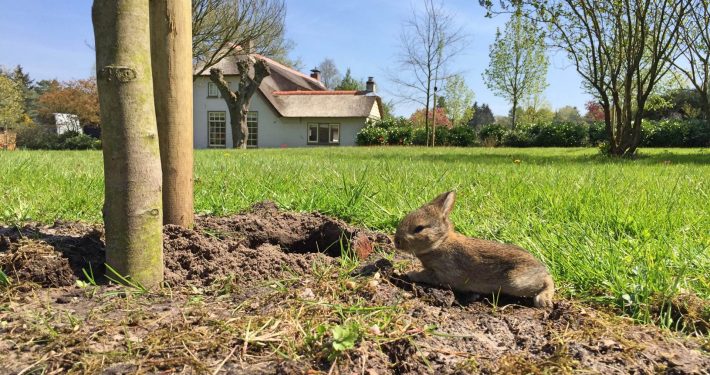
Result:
[247, 111, 258, 148]
[307, 123, 341, 145]
[207, 82, 221, 98]
[208, 111, 227, 148]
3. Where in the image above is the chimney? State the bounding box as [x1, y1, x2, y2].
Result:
[310, 67, 321, 81]
[366, 76, 376, 93]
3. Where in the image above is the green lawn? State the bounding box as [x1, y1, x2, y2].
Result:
[1, 147, 709, 327]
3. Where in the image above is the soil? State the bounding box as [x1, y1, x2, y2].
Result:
[1, 202, 708, 374]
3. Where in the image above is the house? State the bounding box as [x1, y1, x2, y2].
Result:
[51, 113, 82, 135]
[193, 54, 382, 148]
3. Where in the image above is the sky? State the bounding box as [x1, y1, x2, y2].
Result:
[0, 0, 591, 117]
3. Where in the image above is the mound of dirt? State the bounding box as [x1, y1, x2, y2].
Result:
[0, 201, 390, 288]
[1, 202, 708, 374]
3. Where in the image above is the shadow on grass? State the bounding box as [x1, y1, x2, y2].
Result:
[347, 147, 710, 166]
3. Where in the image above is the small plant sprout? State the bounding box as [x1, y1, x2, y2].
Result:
[104, 263, 149, 295]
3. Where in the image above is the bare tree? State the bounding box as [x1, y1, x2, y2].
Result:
[317, 58, 342, 90]
[93, 0, 164, 286]
[390, 0, 467, 146]
[192, 0, 288, 75]
[672, 0, 710, 121]
[209, 56, 270, 149]
[481, 0, 689, 156]
[151, 0, 194, 228]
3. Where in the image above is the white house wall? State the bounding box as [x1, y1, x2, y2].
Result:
[193, 77, 372, 148]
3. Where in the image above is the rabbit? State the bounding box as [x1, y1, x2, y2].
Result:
[393, 191, 554, 308]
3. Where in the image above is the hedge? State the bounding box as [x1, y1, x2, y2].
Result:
[357, 118, 709, 148]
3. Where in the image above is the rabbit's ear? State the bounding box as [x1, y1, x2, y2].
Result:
[431, 191, 456, 217]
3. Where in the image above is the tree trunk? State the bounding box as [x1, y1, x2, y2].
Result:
[210, 58, 270, 149]
[93, 0, 164, 287]
[150, 0, 194, 228]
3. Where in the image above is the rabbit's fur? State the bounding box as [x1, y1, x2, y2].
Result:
[394, 191, 554, 308]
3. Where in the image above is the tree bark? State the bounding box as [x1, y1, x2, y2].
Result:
[209, 57, 270, 149]
[93, 0, 164, 287]
[150, 0, 194, 228]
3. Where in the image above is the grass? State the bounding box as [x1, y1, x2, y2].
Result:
[1, 146, 709, 328]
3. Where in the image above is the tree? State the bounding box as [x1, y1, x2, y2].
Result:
[93, 0, 164, 286]
[481, 0, 689, 156]
[390, 0, 467, 145]
[672, 0, 710, 121]
[36, 78, 100, 127]
[584, 101, 605, 122]
[317, 58, 341, 89]
[381, 99, 396, 120]
[467, 102, 495, 129]
[410, 107, 452, 129]
[192, 0, 289, 75]
[483, 8, 548, 129]
[151, 0, 194, 228]
[0, 74, 24, 130]
[335, 68, 364, 91]
[554, 106, 583, 123]
[209, 56, 271, 149]
[443, 74, 475, 126]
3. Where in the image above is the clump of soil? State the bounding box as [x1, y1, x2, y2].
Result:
[0, 201, 388, 288]
[1, 202, 708, 374]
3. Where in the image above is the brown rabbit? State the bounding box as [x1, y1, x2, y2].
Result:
[394, 191, 554, 307]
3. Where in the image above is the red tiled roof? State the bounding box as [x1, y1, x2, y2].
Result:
[273, 90, 361, 96]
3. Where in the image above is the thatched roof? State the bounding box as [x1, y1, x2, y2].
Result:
[196, 54, 382, 119]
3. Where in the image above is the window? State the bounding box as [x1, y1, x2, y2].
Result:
[208, 111, 226, 148]
[207, 82, 220, 98]
[307, 123, 340, 145]
[247, 111, 258, 148]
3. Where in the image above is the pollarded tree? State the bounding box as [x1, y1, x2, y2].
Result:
[209, 56, 271, 149]
[192, 0, 289, 74]
[483, 8, 548, 129]
[481, 0, 689, 156]
[93, 0, 164, 286]
[151, 0, 194, 228]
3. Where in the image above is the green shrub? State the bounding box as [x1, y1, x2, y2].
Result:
[502, 126, 533, 147]
[387, 126, 413, 145]
[446, 126, 477, 147]
[15, 127, 101, 150]
[588, 122, 608, 145]
[642, 119, 710, 147]
[478, 124, 506, 146]
[411, 127, 428, 145]
[355, 125, 388, 145]
[530, 122, 588, 147]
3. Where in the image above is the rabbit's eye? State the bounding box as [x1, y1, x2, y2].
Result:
[413, 225, 426, 234]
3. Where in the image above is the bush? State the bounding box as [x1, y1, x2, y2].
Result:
[355, 125, 388, 145]
[531, 122, 588, 147]
[502, 126, 533, 147]
[478, 124, 506, 146]
[15, 126, 101, 150]
[446, 126, 477, 147]
[387, 126, 413, 145]
[588, 122, 608, 145]
[411, 127, 428, 145]
[642, 119, 710, 147]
